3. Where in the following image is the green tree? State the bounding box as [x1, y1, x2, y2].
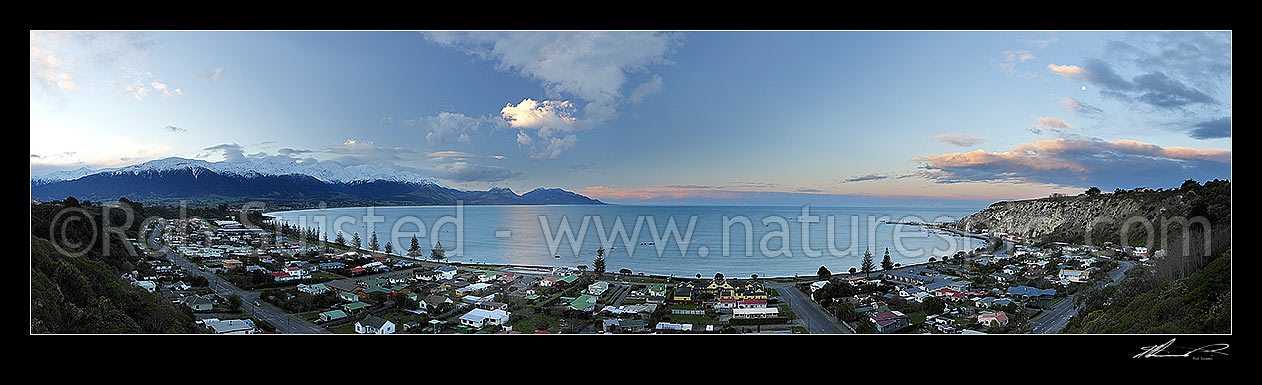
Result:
[861, 249, 875, 278]
[335, 231, 346, 247]
[833, 302, 857, 322]
[430, 241, 446, 261]
[855, 319, 877, 334]
[881, 248, 893, 271]
[384, 241, 393, 255]
[817, 265, 832, 281]
[226, 294, 243, 312]
[369, 231, 379, 251]
[923, 296, 946, 316]
[351, 232, 361, 250]
[408, 235, 421, 257]
[1084, 186, 1101, 196]
[593, 248, 606, 276]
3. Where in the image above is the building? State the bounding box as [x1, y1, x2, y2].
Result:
[733, 307, 780, 319]
[319, 310, 348, 322]
[355, 315, 396, 334]
[977, 311, 1010, 328]
[459, 308, 510, 328]
[870, 310, 910, 333]
[1058, 269, 1091, 283]
[204, 318, 257, 334]
[586, 281, 610, 296]
[180, 295, 215, 311]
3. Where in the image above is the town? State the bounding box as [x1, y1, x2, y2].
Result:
[126, 214, 1145, 335]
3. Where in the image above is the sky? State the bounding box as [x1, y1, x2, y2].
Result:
[30, 30, 1232, 206]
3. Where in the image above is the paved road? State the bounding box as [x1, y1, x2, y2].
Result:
[1029, 260, 1135, 334]
[768, 282, 849, 334]
[148, 228, 331, 334]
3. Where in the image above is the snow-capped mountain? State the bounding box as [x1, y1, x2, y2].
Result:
[30, 157, 603, 206]
[33, 157, 446, 187]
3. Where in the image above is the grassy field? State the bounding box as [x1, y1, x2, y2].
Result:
[512, 313, 559, 333]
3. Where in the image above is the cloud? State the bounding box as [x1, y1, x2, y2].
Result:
[322, 139, 419, 165]
[410, 112, 497, 146]
[203, 143, 246, 163]
[1020, 37, 1059, 49]
[426, 31, 682, 159]
[31, 31, 154, 99]
[997, 50, 1037, 75]
[1047, 63, 1085, 79]
[200, 67, 225, 83]
[163, 125, 186, 133]
[277, 148, 312, 156]
[1051, 33, 1229, 113]
[489, 155, 508, 160]
[933, 134, 984, 147]
[1034, 117, 1075, 130]
[430, 162, 523, 182]
[1131, 71, 1215, 108]
[113, 66, 182, 101]
[844, 173, 892, 183]
[1189, 117, 1231, 140]
[629, 75, 664, 104]
[501, 98, 579, 133]
[914, 138, 1231, 188]
[1060, 97, 1104, 116]
[426, 151, 474, 161]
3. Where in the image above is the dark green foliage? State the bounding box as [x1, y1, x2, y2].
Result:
[1062, 250, 1230, 334]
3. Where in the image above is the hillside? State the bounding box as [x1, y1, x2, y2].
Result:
[956, 180, 1230, 250]
[1062, 251, 1231, 334]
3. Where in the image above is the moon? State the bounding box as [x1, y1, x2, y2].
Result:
[1081, 85, 1087, 91]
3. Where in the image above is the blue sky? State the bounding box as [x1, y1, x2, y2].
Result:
[30, 31, 1231, 205]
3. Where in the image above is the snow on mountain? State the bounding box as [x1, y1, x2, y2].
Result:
[32, 157, 446, 187]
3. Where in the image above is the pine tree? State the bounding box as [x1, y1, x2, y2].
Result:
[430, 241, 446, 261]
[593, 248, 606, 276]
[881, 248, 893, 271]
[335, 231, 346, 247]
[351, 233, 361, 250]
[817, 265, 832, 280]
[408, 235, 421, 257]
[861, 248, 875, 278]
[384, 241, 393, 255]
[369, 231, 379, 251]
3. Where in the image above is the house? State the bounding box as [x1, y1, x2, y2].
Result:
[655, 322, 692, 331]
[647, 284, 667, 297]
[204, 318, 257, 334]
[977, 311, 1010, 327]
[586, 281, 610, 296]
[355, 315, 396, 334]
[569, 294, 598, 312]
[732, 307, 780, 319]
[477, 301, 509, 311]
[539, 277, 560, 287]
[319, 310, 349, 322]
[672, 286, 693, 302]
[436, 266, 459, 280]
[338, 291, 360, 302]
[1058, 269, 1091, 283]
[457, 282, 494, 296]
[810, 280, 830, 293]
[869, 310, 910, 333]
[297, 283, 328, 295]
[343, 301, 372, 313]
[222, 259, 244, 270]
[459, 308, 510, 328]
[132, 280, 157, 293]
[423, 295, 453, 311]
[736, 299, 768, 309]
[181, 295, 215, 311]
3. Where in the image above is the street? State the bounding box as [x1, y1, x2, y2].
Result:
[768, 282, 849, 334]
[1029, 260, 1135, 334]
[148, 228, 332, 334]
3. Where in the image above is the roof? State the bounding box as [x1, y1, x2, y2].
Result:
[570, 294, 598, 311]
[320, 310, 348, 319]
[1007, 286, 1057, 297]
[359, 315, 393, 329]
[460, 308, 509, 323]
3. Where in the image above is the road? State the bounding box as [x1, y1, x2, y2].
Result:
[1029, 260, 1135, 334]
[768, 282, 849, 334]
[148, 227, 332, 334]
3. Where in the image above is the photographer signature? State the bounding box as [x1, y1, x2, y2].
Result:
[1134, 338, 1229, 359]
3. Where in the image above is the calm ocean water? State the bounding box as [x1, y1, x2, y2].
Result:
[265, 205, 987, 278]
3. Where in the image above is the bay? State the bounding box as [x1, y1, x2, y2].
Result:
[265, 205, 988, 278]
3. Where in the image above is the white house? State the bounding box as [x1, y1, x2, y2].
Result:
[1059, 270, 1090, 283]
[733, 307, 780, 319]
[436, 266, 459, 280]
[586, 281, 610, 296]
[809, 281, 830, 293]
[355, 315, 396, 334]
[459, 308, 510, 328]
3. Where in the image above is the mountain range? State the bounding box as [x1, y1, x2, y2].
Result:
[29, 157, 604, 206]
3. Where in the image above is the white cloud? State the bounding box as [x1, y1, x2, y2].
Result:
[1048, 63, 1086, 79]
[629, 75, 664, 104]
[501, 98, 579, 132]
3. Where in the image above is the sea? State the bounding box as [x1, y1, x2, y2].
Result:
[264, 205, 988, 278]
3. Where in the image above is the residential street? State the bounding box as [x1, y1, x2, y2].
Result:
[1029, 260, 1135, 334]
[768, 282, 849, 334]
[148, 229, 331, 334]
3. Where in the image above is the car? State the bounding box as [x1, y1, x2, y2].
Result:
[254, 301, 261, 307]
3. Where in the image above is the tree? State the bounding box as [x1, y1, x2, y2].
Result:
[335, 231, 346, 247]
[351, 233, 361, 250]
[619, 268, 632, 275]
[369, 231, 379, 251]
[384, 241, 393, 255]
[817, 266, 832, 281]
[855, 319, 877, 334]
[577, 265, 588, 272]
[849, 267, 857, 275]
[881, 248, 893, 271]
[1084, 187, 1101, 196]
[226, 294, 243, 312]
[833, 302, 857, 322]
[923, 296, 946, 316]
[1180, 179, 1201, 191]
[593, 248, 606, 276]
[408, 235, 421, 257]
[861, 249, 875, 278]
[430, 241, 446, 262]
